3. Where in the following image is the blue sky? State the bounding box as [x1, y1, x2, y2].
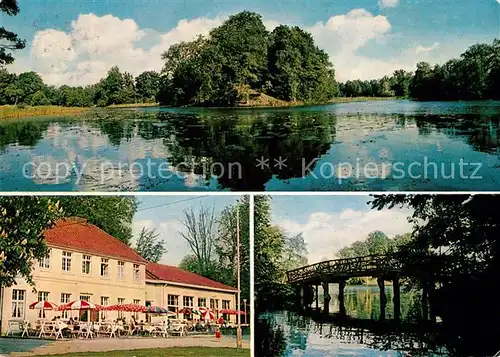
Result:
[4, 0, 499, 85]
[132, 195, 242, 265]
[268, 195, 413, 264]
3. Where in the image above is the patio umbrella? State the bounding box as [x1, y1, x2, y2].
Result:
[29, 301, 58, 310]
[179, 308, 192, 314]
[219, 309, 246, 315]
[57, 300, 97, 310]
[106, 304, 147, 313]
[146, 306, 168, 314]
[199, 307, 215, 320]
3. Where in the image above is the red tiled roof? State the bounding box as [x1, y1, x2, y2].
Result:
[44, 217, 147, 264]
[146, 262, 237, 292]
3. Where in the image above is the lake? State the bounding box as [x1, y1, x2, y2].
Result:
[256, 286, 450, 357]
[1, 100, 499, 191]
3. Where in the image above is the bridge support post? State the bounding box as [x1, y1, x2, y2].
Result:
[315, 285, 319, 310]
[338, 280, 346, 317]
[422, 282, 428, 321]
[322, 282, 331, 315]
[393, 277, 401, 321]
[377, 277, 387, 321]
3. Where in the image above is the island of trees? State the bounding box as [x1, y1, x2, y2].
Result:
[2, 4, 500, 109]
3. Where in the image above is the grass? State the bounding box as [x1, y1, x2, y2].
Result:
[328, 96, 400, 103]
[0, 105, 88, 119]
[35, 347, 250, 357]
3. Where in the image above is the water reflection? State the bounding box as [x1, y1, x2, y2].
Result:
[256, 286, 449, 356]
[0, 101, 499, 191]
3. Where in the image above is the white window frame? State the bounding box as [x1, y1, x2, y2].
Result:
[117, 261, 125, 280]
[82, 255, 91, 275]
[133, 264, 140, 282]
[61, 293, 71, 318]
[100, 258, 109, 278]
[39, 249, 51, 269]
[11, 289, 25, 319]
[62, 251, 72, 272]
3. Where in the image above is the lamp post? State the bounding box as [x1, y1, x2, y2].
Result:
[236, 205, 243, 348]
[243, 299, 247, 325]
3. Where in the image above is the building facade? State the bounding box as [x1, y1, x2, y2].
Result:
[0, 218, 237, 333]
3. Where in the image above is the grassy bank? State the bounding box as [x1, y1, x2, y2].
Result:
[35, 347, 249, 357]
[0, 105, 88, 119]
[329, 96, 399, 103]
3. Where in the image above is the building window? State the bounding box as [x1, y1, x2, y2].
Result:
[133, 264, 140, 282]
[222, 300, 231, 309]
[101, 258, 109, 278]
[198, 298, 207, 308]
[133, 299, 141, 319]
[11, 290, 25, 319]
[82, 255, 91, 274]
[167, 295, 178, 318]
[61, 293, 71, 318]
[117, 298, 125, 319]
[79, 295, 91, 321]
[62, 251, 72, 271]
[117, 261, 125, 280]
[80, 294, 91, 302]
[183, 296, 194, 320]
[101, 297, 109, 320]
[210, 298, 219, 310]
[39, 249, 51, 269]
[37, 291, 49, 318]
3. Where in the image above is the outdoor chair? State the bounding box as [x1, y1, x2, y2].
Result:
[77, 322, 93, 338]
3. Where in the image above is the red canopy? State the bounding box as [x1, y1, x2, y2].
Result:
[29, 301, 58, 310]
[219, 309, 246, 315]
[57, 300, 100, 311]
[105, 304, 147, 312]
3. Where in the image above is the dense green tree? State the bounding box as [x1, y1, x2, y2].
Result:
[14, 71, 45, 104]
[391, 70, 413, 97]
[0, 69, 17, 104]
[30, 90, 51, 106]
[0, 197, 62, 287]
[135, 71, 161, 102]
[134, 227, 166, 263]
[55, 196, 138, 244]
[0, 0, 26, 67]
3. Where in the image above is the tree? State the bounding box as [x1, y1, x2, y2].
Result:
[216, 196, 250, 302]
[56, 196, 138, 244]
[0, 197, 62, 287]
[178, 204, 217, 277]
[135, 227, 166, 263]
[365, 231, 390, 255]
[391, 70, 413, 97]
[135, 71, 161, 102]
[0, 69, 17, 104]
[15, 72, 46, 104]
[279, 233, 308, 282]
[31, 90, 51, 106]
[0, 0, 26, 67]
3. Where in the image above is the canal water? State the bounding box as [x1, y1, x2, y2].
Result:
[1, 100, 499, 191]
[257, 286, 449, 357]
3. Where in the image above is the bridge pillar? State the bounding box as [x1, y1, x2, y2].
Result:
[393, 277, 401, 321]
[295, 284, 303, 308]
[322, 281, 331, 315]
[422, 282, 428, 321]
[338, 280, 346, 317]
[377, 277, 387, 321]
[315, 285, 319, 310]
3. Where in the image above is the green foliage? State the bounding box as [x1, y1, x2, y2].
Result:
[31, 90, 51, 106]
[0, 197, 62, 287]
[55, 196, 138, 245]
[135, 71, 161, 102]
[135, 227, 166, 263]
[158, 11, 338, 107]
[0, 0, 26, 67]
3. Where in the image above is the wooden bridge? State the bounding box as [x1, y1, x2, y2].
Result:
[287, 254, 403, 285]
[286, 254, 421, 322]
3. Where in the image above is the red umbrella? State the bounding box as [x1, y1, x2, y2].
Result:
[57, 300, 97, 311]
[29, 301, 58, 310]
[106, 304, 147, 312]
[199, 307, 215, 320]
[179, 308, 192, 314]
[219, 309, 246, 315]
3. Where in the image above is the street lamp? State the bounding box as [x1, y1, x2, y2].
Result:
[236, 205, 243, 348]
[243, 299, 247, 325]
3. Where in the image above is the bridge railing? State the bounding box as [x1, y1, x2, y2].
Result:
[286, 254, 402, 284]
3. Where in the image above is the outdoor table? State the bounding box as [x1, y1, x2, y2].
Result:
[6, 320, 29, 337]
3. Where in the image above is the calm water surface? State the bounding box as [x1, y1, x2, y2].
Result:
[257, 286, 449, 357]
[1, 100, 499, 191]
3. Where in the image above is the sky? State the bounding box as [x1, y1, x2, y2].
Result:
[269, 195, 413, 264]
[132, 194, 242, 266]
[3, 0, 499, 86]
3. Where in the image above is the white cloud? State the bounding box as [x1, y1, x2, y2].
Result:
[379, 0, 400, 9]
[415, 42, 440, 54]
[278, 208, 412, 264]
[16, 9, 464, 85]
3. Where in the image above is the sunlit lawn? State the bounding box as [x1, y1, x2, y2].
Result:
[36, 347, 250, 357]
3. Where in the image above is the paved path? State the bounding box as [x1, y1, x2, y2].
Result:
[8, 336, 249, 356]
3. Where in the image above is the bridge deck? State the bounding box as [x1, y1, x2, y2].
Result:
[287, 254, 402, 285]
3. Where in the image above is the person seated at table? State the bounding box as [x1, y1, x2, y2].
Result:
[68, 317, 74, 324]
[129, 316, 136, 334]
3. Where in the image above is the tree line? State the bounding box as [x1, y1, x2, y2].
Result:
[337, 231, 413, 259]
[339, 39, 500, 100]
[0, 67, 161, 107]
[158, 11, 338, 107]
